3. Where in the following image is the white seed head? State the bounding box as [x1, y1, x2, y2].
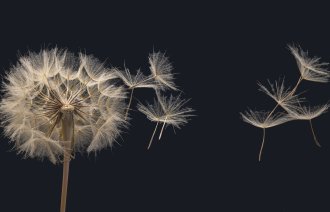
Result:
[0, 49, 127, 163]
[289, 45, 330, 83]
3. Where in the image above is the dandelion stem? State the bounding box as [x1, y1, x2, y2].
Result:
[309, 119, 321, 147]
[148, 122, 159, 149]
[158, 116, 167, 140]
[60, 111, 74, 212]
[124, 88, 134, 120]
[60, 154, 70, 212]
[258, 128, 266, 162]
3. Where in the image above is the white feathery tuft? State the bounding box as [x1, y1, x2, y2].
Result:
[148, 52, 177, 90]
[138, 93, 193, 149]
[138, 93, 193, 128]
[115, 68, 158, 89]
[289, 45, 330, 83]
[258, 78, 303, 111]
[240, 110, 293, 129]
[287, 104, 329, 120]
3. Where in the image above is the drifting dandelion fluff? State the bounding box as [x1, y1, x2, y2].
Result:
[241, 44, 329, 161]
[240, 110, 293, 161]
[115, 68, 158, 119]
[289, 45, 330, 83]
[241, 110, 292, 129]
[287, 104, 329, 147]
[138, 93, 193, 149]
[148, 51, 177, 90]
[115, 51, 177, 119]
[288, 104, 329, 120]
[0, 48, 127, 212]
[258, 78, 303, 111]
[115, 68, 157, 89]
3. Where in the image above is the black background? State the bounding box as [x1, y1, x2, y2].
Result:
[1, 1, 330, 212]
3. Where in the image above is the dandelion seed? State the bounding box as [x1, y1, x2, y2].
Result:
[289, 45, 330, 83]
[115, 68, 158, 89]
[288, 104, 328, 120]
[115, 68, 158, 119]
[241, 110, 292, 129]
[138, 94, 193, 149]
[258, 78, 303, 111]
[287, 104, 328, 147]
[240, 110, 293, 161]
[148, 51, 177, 90]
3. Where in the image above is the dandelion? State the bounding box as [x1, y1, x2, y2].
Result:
[240, 110, 293, 161]
[0, 48, 193, 212]
[138, 93, 193, 149]
[115, 68, 158, 119]
[287, 104, 328, 147]
[0, 49, 127, 212]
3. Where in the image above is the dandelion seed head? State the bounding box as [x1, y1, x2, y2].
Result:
[0, 48, 127, 163]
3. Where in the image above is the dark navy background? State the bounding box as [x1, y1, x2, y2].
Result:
[1, 1, 330, 212]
